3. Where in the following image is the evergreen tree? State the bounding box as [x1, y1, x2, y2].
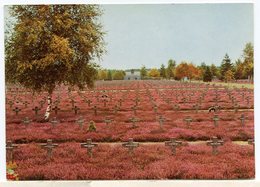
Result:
[160, 64, 167, 78]
[166, 59, 176, 79]
[220, 54, 233, 81]
[203, 66, 212, 82]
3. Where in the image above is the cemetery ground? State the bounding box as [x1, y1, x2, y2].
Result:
[5, 80, 254, 180]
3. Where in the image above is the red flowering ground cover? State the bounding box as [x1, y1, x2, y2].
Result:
[5, 80, 254, 180]
[13, 142, 254, 180]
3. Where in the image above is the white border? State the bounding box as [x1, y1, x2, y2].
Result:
[0, 0, 259, 185]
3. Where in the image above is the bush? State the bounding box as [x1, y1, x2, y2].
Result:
[88, 121, 96, 132]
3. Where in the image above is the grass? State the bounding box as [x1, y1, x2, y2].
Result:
[191, 80, 254, 89]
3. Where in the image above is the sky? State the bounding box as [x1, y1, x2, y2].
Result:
[100, 4, 253, 69]
[4, 3, 254, 70]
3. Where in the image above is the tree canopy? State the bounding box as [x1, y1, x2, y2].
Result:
[5, 5, 105, 94]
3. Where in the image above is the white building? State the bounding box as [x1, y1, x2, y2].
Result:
[124, 69, 141, 80]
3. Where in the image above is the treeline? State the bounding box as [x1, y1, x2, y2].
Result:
[97, 43, 253, 82]
[96, 69, 125, 80]
[141, 42, 254, 82]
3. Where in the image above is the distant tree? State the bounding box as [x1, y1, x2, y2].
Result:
[107, 70, 113, 80]
[98, 70, 107, 80]
[175, 62, 200, 81]
[225, 69, 235, 82]
[148, 68, 160, 78]
[159, 64, 167, 78]
[5, 5, 105, 120]
[220, 54, 233, 81]
[242, 42, 254, 82]
[113, 70, 125, 80]
[203, 66, 213, 82]
[140, 65, 147, 79]
[166, 59, 176, 79]
[234, 59, 244, 80]
[210, 64, 220, 79]
[198, 62, 208, 80]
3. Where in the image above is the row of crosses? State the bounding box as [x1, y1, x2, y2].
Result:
[6, 137, 255, 162]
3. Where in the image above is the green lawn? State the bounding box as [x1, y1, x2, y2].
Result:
[191, 80, 254, 89]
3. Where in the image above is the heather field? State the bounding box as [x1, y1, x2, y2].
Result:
[5, 80, 254, 180]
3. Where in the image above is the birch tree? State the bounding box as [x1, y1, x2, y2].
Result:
[5, 5, 105, 121]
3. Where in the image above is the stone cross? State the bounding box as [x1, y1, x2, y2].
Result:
[13, 107, 21, 115]
[70, 99, 76, 107]
[72, 106, 80, 115]
[50, 117, 59, 128]
[40, 139, 58, 159]
[173, 104, 180, 111]
[32, 106, 41, 115]
[193, 104, 200, 113]
[122, 138, 139, 154]
[119, 99, 123, 107]
[85, 99, 92, 107]
[23, 101, 30, 108]
[93, 105, 98, 115]
[22, 117, 31, 127]
[233, 103, 239, 113]
[206, 136, 224, 155]
[165, 138, 183, 155]
[102, 99, 108, 107]
[76, 116, 85, 130]
[52, 106, 61, 115]
[8, 100, 14, 108]
[239, 114, 246, 127]
[158, 115, 165, 129]
[104, 118, 112, 126]
[184, 116, 193, 128]
[129, 117, 139, 128]
[81, 139, 98, 157]
[39, 100, 45, 108]
[6, 140, 18, 162]
[212, 115, 220, 127]
[131, 105, 138, 115]
[153, 105, 158, 113]
[113, 105, 119, 114]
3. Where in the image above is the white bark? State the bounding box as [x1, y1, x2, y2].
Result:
[44, 95, 52, 121]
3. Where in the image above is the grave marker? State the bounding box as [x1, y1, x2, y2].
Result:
[206, 136, 224, 155]
[165, 138, 183, 155]
[40, 139, 58, 159]
[122, 138, 139, 154]
[6, 140, 18, 162]
[81, 139, 98, 157]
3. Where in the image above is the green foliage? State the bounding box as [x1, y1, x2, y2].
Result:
[5, 5, 105, 94]
[107, 70, 113, 80]
[112, 70, 125, 80]
[242, 42, 254, 81]
[159, 64, 166, 78]
[203, 66, 212, 82]
[140, 65, 147, 79]
[210, 64, 220, 79]
[166, 59, 176, 79]
[88, 120, 96, 132]
[225, 69, 235, 82]
[148, 68, 160, 78]
[220, 54, 234, 81]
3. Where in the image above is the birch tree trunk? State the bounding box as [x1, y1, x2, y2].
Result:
[44, 94, 52, 121]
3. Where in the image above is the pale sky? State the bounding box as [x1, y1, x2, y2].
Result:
[4, 4, 254, 70]
[100, 4, 253, 69]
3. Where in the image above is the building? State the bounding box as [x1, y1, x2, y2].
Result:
[124, 69, 141, 80]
